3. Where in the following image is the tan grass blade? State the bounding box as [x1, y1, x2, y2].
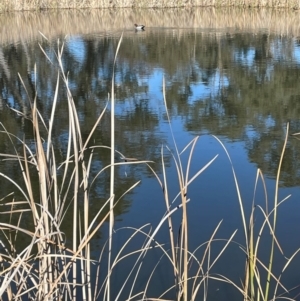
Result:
[166, 150, 218, 206]
[191, 220, 223, 299]
[247, 168, 268, 300]
[213, 135, 248, 247]
[160, 144, 178, 290]
[81, 101, 109, 154]
[38, 31, 49, 41]
[46, 71, 59, 160]
[182, 136, 199, 187]
[113, 199, 190, 301]
[111, 225, 154, 301]
[88, 159, 153, 193]
[162, 75, 188, 300]
[272, 247, 300, 300]
[107, 32, 123, 301]
[264, 123, 289, 301]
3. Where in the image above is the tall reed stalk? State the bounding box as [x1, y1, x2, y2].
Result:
[106, 32, 123, 301]
[213, 124, 300, 301]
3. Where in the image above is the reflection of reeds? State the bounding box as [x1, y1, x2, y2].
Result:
[1, 7, 300, 45]
[1, 0, 300, 11]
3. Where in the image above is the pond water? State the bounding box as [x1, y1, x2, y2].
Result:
[1, 7, 300, 301]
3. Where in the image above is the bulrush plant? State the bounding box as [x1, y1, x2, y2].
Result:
[0, 37, 129, 300]
[212, 125, 300, 301]
[0, 34, 225, 300]
[0, 34, 298, 301]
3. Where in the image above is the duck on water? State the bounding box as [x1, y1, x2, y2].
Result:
[134, 24, 145, 30]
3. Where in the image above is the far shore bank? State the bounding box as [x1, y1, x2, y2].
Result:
[1, 0, 300, 12]
[1, 7, 300, 46]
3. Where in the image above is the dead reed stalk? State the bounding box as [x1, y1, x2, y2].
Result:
[1, 0, 300, 11]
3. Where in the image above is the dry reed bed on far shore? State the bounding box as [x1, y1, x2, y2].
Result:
[2, 0, 300, 11]
[1, 7, 300, 46]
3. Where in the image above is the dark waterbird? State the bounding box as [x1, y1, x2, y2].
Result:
[134, 24, 145, 31]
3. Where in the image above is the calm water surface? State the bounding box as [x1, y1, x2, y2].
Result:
[1, 8, 300, 300]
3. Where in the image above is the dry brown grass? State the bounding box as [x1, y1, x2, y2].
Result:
[1, 0, 300, 11]
[1, 7, 300, 46]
